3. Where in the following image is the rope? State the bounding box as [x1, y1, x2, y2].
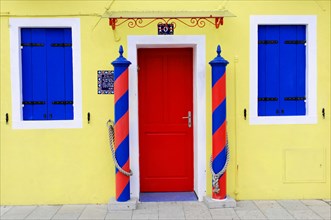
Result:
[210, 135, 230, 194]
[107, 119, 133, 176]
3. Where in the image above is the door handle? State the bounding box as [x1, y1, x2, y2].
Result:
[182, 111, 192, 128]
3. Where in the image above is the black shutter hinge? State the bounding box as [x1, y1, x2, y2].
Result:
[21, 43, 44, 47]
[258, 97, 278, 101]
[51, 43, 72, 47]
[87, 112, 91, 124]
[22, 101, 46, 105]
[284, 97, 306, 101]
[244, 109, 247, 120]
[52, 101, 73, 105]
[284, 40, 306, 44]
[5, 113, 9, 124]
[258, 40, 278, 44]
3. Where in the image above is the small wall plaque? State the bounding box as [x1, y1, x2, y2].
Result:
[158, 23, 174, 35]
[98, 70, 114, 94]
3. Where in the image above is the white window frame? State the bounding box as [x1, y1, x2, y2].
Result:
[10, 18, 82, 129]
[250, 15, 317, 125]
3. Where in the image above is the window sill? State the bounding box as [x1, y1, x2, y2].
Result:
[249, 115, 317, 125]
[12, 119, 82, 129]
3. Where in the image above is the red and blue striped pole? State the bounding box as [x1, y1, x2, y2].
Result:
[112, 45, 131, 202]
[209, 45, 229, 200]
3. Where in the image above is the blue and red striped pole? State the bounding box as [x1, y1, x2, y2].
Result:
[209, 45, 229, 200]
[112, 45, 131, 202]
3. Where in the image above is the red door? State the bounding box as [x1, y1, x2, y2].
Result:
[138, 48, 193, 192]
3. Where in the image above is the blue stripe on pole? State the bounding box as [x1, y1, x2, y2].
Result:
[117, 182, 130, 202]
[115, 135, 129, 174]
[212, 66, 226, 87]
[212, 100, 226, 134]
[114, 67, 127, 81]
[212, 147, 227, 173]
[115, 91, 128, 123]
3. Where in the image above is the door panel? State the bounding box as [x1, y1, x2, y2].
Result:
[138, 48, 193, 192]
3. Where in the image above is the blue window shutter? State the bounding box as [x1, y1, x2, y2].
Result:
[258, 25, 280, 116]
[21, 28, 47, 120]
[296, 25, 306, 115]
[265, 26, 280, 116]
[47, 29, 66, 120]
[258, 26, 266, 116]
[64, 28, 74, 120]
[21, 28, 33, 120]
[279, 25, 306, 116]
[280, 26, 297, 115]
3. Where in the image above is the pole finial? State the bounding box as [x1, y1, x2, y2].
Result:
[119, 45, 124, 57]
[217, 45, 221, 57]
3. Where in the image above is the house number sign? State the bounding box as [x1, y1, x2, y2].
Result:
[158, 23, 174, 35]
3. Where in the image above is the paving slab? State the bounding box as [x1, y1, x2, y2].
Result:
[25, 205, 61, 220]
[158, 209, 185, 219]
[0, 206, 13, 216]
[254, 200, 294, 219]
[210, 208, 239, 219]
[234, 209, 267, 219]
[182, 201, 209, 211]
[158, 202, 183, 209]
[301, 200, 329, 206]
[277, 200, 310, 211]
[235, 201, 259, 210]
[132, 209, 158, 220]
[234, 201, 266, 219]
[158, 202, 185, 219]
[133, 207, 158, 214]
[307, 205, 331, 220]
[0, 206, 36, 220]
[323, 199, 331, 205]
[184, 211, 212, 219]
[289, 209, 323, 219]
[78, 204, 107, 219]
[105, 210, 133, 220]
[183, 203, 212, 220]
[51, 205, 86, 220]
[137, 202, 159, 210]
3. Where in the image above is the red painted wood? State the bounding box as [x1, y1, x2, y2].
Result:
[138, 48, 193, 192]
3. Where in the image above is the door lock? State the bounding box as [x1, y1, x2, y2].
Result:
[182, 111, 192, 128]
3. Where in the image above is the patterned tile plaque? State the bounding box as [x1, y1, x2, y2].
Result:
[98, 70, 114, 94]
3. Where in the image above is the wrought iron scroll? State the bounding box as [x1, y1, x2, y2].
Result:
[109, 17, 223, 30]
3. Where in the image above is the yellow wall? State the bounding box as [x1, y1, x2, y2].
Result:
[1, 0, 330, 204]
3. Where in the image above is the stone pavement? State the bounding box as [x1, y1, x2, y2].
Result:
[1, 200, 330, 220]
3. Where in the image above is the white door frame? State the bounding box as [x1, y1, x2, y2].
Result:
[127, 35, 206, 201]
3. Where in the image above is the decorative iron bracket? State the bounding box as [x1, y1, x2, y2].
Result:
[109, 17, 224, 30]
[105, 10, 235, 30]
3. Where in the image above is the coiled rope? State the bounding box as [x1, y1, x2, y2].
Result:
[107, 119, 133, 176]
[210, 136, 230, 193]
